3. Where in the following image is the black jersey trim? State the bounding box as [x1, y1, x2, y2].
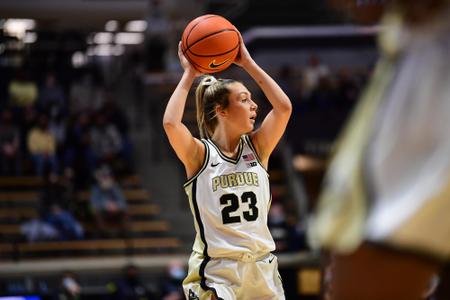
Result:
[206, 137, 243, 164]
[191, 179, 208, 256]
[199, 256, 223, 300]
[268, 182, 273, 210]
[184, 139, 210, 187]
[191, 179, 223, 300]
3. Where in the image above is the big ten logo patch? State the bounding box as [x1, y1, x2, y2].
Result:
[243, 153, 257, 168]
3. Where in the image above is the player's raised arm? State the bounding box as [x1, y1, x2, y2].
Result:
[163, 42, 205, 177]
[234, 35, 292, 166]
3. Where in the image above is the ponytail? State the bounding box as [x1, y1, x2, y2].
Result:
[195, 76, 237, 139]
[195, 76, 216, 139]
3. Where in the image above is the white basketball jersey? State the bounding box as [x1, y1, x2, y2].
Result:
[184, 135, 275, 259]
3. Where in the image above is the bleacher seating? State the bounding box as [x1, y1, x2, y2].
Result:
[1, 238, 181, 259]
[0, 174, 182, 261]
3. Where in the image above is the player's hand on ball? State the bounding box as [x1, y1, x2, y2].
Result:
[178, 41, 202, 78]
[234, 32, 253, 68]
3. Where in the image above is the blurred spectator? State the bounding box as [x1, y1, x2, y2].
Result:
[18, 105, 38, 150]
[158, 259, 185, 300]
[21, 217, 59, 242]
[301, 55, 330, 98]
[268, 203, 290, 252]
[277, 65, 298, 101]
[110, 264, 155, 300]
[38, 72, 67, 118]
[0, 108, 22, 175]
[335, 68, 360, 111]
[89, 112, 124, 168]
[309, 76, 337, 111]
[38, 173, 84, 241]
[267, 201, 308, 253]
[38, 172, 71, 215]
[57, 271, 81, 300]
[17, 105, 38, 175]
[100, 98, 135, 173]
[21, 172, 83, 242]
[49, 111, 68, 165]
[69, 71, 94, 114]
[259, 64, 299, 117]
[27, 114, 59, 176]
[101, 97, 130, 136]
[90, 165, 128, 235]
[69, 69, 105, 114]
[64, 112, 96, 188]
[44, 203, 84, 241]
[8, 69, 38, 108]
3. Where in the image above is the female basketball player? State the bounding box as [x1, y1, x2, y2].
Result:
[163, 34, 291, 299]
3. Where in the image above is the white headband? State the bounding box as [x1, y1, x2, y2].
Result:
[202, 76, 218, 87]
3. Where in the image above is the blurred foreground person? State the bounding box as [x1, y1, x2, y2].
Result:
[310, 1, 450, 299]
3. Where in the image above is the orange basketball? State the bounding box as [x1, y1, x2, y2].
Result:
[181, 14, 240, 73]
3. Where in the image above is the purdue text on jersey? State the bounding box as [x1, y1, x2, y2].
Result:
[211, 172, 259, 192]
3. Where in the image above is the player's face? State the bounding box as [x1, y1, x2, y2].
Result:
[223, 82, 258, 133]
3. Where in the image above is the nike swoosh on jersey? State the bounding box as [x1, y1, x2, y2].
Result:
[209, 59, 229, 69]
[211, 162, 221, 167]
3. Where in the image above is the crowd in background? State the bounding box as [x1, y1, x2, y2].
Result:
[273, 57, 372, 157]
[0, 46, 374, 300]
[3, 262, 186, 300]
[0, 63, 135, 243]
[0, 50, 370, 248]
[0, 67, 133, 181]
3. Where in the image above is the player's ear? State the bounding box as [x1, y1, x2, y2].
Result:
[215, 104, 227, 117]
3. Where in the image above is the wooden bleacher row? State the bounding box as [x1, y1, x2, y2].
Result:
[0, 175, 143, 188]
[0, 203, 160, 219]
[0, 220, 170, 235]
[0, 237, 181, 257]
[0, 175, 184, 260]
[0, 188, 150, 203]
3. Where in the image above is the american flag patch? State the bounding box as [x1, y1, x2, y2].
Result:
[243, 153, 256, 161]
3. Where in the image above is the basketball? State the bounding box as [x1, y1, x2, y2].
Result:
[181, 14, 240, 73]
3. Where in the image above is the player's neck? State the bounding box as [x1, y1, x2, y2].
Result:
[211, 130, 241, 155]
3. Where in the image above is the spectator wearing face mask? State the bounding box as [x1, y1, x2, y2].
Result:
[89, 165, 128, 236]
[158, 259, 186, 300]
[57, 271, 81, 300]
[110, 264, 156, 300]
[39, 172, 84, 241]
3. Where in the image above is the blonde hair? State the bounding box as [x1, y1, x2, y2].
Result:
[195, 75, 237, 139]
